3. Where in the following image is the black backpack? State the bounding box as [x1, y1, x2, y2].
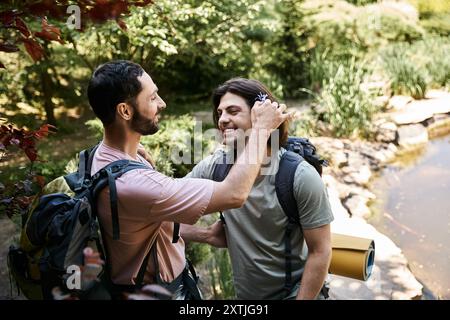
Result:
[7, 144, 150, 300]
[210, 136, 328, 295]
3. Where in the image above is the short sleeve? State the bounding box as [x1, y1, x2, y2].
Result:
[293, 161, 334, 229]
[117, 169, 214, 225]
[185, 150, 225, 180]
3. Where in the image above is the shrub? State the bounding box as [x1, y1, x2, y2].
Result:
[315, 58, 376, 138]
[418, 36, 450, 88]
[380, 36, 450, 96]
[381, 43, 428, 98]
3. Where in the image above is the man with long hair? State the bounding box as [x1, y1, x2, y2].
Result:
[181, 78, 333, 300]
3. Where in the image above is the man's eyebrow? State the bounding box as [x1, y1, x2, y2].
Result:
[217, 105, 242, 112]
[149, 87, 159, 96]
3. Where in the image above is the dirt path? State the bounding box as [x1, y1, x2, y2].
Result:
[0, 216, 23, 299]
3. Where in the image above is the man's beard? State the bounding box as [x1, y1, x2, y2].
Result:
[130, 104, 160, 136]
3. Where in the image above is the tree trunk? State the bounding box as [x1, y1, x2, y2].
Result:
[40, 70, 56, 125]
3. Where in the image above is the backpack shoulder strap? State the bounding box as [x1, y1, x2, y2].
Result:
[86, 143, 101, 177]
[275, 150, 303, 224]
[275, 150, 304, 294]
[90, 160, 150, 241]
[211, 151, 232, 225]
[71, 143, 101, 192]
[212, 151, 233, 182]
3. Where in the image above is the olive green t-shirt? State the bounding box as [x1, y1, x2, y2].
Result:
[187, 148, 334, 299]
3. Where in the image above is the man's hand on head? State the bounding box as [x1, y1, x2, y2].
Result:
[251, 99, 294, 132]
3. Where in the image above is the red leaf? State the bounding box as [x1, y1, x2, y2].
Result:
[23, 145, 38, 162]
[34, 175, 46, 188]
[0, 42, 20, 53]
[22, 38, 44, 61]
[15, 17, 31, 37]
[116, 18, 127, 31]
[34, 17, 64, 44]
[88, 1, 129, 22]
[33, 124, 57, 139]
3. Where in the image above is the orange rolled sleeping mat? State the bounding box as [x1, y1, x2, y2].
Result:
[329, 233, 375, 281]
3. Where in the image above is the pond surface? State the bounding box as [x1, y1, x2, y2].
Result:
[369, 134, 450, 299]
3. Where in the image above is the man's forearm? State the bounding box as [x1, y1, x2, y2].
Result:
[180, 224, 209, 243]
[297, 251, 331, 300]
[223, 128, 271, 203]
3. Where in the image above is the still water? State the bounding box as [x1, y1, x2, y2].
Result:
[369, 134, 450, 299]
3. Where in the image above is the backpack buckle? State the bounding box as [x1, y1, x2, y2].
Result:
[292, 143, 302, 154]
[83, 178, 93, 188]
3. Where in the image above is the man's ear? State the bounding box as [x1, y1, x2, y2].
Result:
[117, 102, 133, 121]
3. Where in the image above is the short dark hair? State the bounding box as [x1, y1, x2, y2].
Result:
[87, 60, 144, 125]
[212, 77, 289, 147]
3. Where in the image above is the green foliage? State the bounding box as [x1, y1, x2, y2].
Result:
[86, 115, 217, 178]
[354, 3, 424, 47]
[420, 13, 450, 36]
[344, 0, 377, 5]
[409, 0, 450, 16]
[381, 45, 427, 99]
[267, 0, 425, 98]
[290, 111, 318, 138]
[207, 248, 235, 299]
[418, 37, 450, 87]
[185, 242, 212, 267]
[410, 0, 450, 35]
[380, 36, 450, 97]
[315, 58, 376, 138]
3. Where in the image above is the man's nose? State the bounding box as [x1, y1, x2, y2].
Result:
[158, 96, 166, 110]
[218, 113, 230, 127]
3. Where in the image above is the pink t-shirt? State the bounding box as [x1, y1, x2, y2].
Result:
[91, 141, 214, 285]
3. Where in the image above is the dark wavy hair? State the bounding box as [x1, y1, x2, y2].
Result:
[88, 60, 144, 125]
[212, 77, 289, 147]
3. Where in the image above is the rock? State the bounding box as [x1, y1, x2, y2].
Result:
[408, 98, 450, 115]
[349, 186, 376, 200]
[325, 181, 351, 221]
[346, 151, 370, 168]
[426, 114, 450, 139]
[390, 96, 450, 125]
[391, 105, 434, 125]
[388, 95, 412, 111]
[342, 165, 372, 186]
[425, 89, 450, 99]
[387, 142, 398, 154]
[396, 124, 428, 149]
[331, 150, 348, 168]
[377, 146, 397, 163]
[311, 137, 344, 150]
[376, 121, 397, 143]
[373, 95, 390, 110]
[343, 195, 371, 219]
